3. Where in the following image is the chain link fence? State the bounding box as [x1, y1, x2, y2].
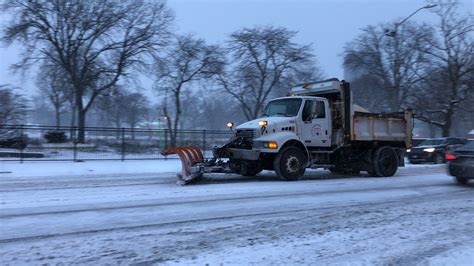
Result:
[0, 125, 233, 162]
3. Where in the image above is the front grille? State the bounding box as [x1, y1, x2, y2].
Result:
[236, 129, 257, 139]
[232, 129, 257, 149]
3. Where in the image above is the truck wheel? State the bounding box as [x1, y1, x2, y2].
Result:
[274, 146, 306, 181]
[372, 146, 399, 177]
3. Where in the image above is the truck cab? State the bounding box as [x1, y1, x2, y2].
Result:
[249, 96, 332, 147]
[215, 78, 412, 181]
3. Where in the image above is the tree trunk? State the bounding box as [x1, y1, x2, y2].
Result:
[74, 89, 87, 143]
[69, 102, 76, 141]
[77, 110, 86, 143]
[442, 109, 453, 137]
[162, 106, 174, 148]
[429, 122, 435, 138]
[171, 89, 181, 147]
[130, 126, 135, 140]
[172, 119, 179, 147]
[55, 108, 61, 130]
[169, 126, 176, 147]
[115, 121, 121, 140]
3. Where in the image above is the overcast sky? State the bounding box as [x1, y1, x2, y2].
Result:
[0, 0, 472, 97]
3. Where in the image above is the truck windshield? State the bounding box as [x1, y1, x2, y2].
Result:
[263, 98, 302, 117]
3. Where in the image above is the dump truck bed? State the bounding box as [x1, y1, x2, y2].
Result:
[352, 111, 413, 147]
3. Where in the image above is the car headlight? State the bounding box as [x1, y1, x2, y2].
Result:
[406, 149, 411, 153]
[423, 147, 435, 152]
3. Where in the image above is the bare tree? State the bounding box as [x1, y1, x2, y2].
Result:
[156, 35, 224, 146]
[217, 26, 319, 120]
[96, 88, 126, 129]
[36, 62, 72, 128]
[0, 85, 28, 125]
[413, 0, 473, 136]
[2, 0, 173, 142]
[343, 21, 432, 112]
[123, 92, 150, 131]
[96, 87, 150, 131]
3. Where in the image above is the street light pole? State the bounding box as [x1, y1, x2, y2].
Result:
[385, 4, 437, 37]
[383, 3, 437, 112]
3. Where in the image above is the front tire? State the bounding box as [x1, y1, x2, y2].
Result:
[372, 146, 399, 177]
[273, 146, 307, 181]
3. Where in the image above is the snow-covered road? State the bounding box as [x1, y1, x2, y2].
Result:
[1, 162, 473, 265]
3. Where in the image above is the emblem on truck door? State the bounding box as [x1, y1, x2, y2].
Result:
[311, 124, 322, 136]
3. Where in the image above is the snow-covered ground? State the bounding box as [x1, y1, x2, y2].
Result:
[0, 159, 182, 178]
[0, 162, 473, 265]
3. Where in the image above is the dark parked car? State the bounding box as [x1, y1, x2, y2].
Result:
[447, 140, 474, 184]
[407, 137, 467, 164]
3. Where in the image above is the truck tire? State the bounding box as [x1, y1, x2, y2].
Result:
[372, 146, 399, 177]
[274, 146, 306, 181]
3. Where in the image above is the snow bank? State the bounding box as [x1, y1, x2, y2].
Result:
[0, 159, 182, 178]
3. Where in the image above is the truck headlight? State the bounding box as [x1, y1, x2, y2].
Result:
[258, 120, 268, 126]
[263, 141, 278, 149]
[423, 147, 435, 152]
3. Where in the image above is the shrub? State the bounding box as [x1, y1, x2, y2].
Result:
[44, 131, 67, 143]
[0, 136, 27, 149]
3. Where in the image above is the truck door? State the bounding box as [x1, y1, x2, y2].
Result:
[300, 99, 331, 147]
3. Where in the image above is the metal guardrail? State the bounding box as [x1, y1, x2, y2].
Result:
[0, 125, 233, 162]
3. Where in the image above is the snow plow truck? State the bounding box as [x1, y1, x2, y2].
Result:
[162, 78, 413, 185]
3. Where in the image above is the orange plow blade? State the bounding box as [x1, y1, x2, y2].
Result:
[161, 146, 229, 185]
[161, 146, 204, 185]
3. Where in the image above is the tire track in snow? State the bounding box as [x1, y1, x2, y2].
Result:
[1, 189, 471, 244]
[0, 164, 445, 192]
[0, 182, 461, 218]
